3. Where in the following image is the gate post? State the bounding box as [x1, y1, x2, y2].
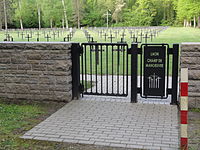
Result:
[72, 43, 82, 100]
[171, 44, 179, 105]
[180, 68, 188, 150]
[131, 44, 138, 103]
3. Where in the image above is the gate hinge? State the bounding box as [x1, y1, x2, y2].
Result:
[128, 48, 142, 54]
[137, 48, 142, 54]
[79, 46, 83, 55]
[167, 88, 172, 94]
[168, 48, 173, 54]
[79, 84, 84, 93]
[137, 88, 141, 94]
[127, 48, 132, 54]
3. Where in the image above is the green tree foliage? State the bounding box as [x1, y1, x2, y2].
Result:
[177, 0, 200, 27]
[122, 0, 157, 26]
[13, 0, 38, 28]
[81, 0, 105, 26]
[0, 0, 200, 28]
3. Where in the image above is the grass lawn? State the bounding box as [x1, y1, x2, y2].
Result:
[0, 100, 132, 150]
[152, 27, 200, 44]
[0, 100, 65, 150]
[0, 27, 200, 44]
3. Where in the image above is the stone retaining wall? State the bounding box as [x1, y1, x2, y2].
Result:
[0, 42, 73, 102]
[181, 43, 200, 108]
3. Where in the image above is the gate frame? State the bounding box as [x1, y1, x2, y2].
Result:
[130, 43, 179, 105]
[80, 42, 129, 97]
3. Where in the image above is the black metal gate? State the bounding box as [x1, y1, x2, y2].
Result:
[72, 43, 179, 105]
[80, 43, 130, 97]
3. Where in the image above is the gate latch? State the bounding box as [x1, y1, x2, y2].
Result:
[79, 84, 84, 93]
[127, 48, 142, 54]
[127, 48, 132, 54]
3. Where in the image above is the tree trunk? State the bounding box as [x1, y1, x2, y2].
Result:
[20, 19, 23, 30]
[38, 7, 41, 30]
[184, 19, 186, 27]
[3, 0, 7, 30]
[61, 0, 68, 29]
[186, 20, 189, 27]
[19, 0, 23, 30]
[50, 19, 53, 28]
[194, 16, 196, 28]
[0, 19, 2, 31]
[77, 12, 80, 29]
[0, 9, 2, 30]
[0, 1, 2, 31]
[76, 0, 80, 29]
[198, 16, 200, 28]
[62, 18, 65, 29]
[163, 5, 166, 20]
[189, 20, 192, 27]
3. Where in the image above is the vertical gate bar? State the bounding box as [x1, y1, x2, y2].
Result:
[95, 45, 98, 94]
[90, 45, 93, 93]
[84, 45, 87, 92]
[131, 44, 138, 103]
[171, 44, 179, 105]
[106, 45, 108, 94]
[167, 46, 170, 96]
[101, 45, 103, 94]
[112, 45, 114, 94]
[126, 45, 129, 95]
[122, 45, 125, 95]
[81, 45, 84, 97]
[140, 46, 143, 95]
[117, 45, 120, 95]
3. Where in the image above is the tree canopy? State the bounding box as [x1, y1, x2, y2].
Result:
[0, 0, 200, 29]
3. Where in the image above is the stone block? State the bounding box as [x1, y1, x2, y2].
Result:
[188, 97, 200, 108]
[181, 64, 200, 70]
[181, 57, 199, 64]
[56, 76, 72, 85]
[18, 64, 32, 70]
[188, 70, 200, 80]
[0, 58, 11, 64]
[27, 54, 41, 60]
[181, 44, 200, 52]
[11, 54, 27, 64]
[32, 64, 46, 71]
[0, 52, 11, 58]
[39, 76, 55, 84]
[181, 52, 200, 57]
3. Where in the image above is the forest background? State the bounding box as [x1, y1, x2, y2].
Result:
[0, 0, 200, 30]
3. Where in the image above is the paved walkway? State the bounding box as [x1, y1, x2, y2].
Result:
[22, 100, 179, 150]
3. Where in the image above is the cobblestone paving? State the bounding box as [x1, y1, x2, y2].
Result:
[22, 100, 179, 150]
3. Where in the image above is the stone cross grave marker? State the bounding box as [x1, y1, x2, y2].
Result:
[25, 34, 32, 42]
[45, 34, 51, 42]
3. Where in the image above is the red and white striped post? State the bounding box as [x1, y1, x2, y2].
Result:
[180, 68, 188, 150]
